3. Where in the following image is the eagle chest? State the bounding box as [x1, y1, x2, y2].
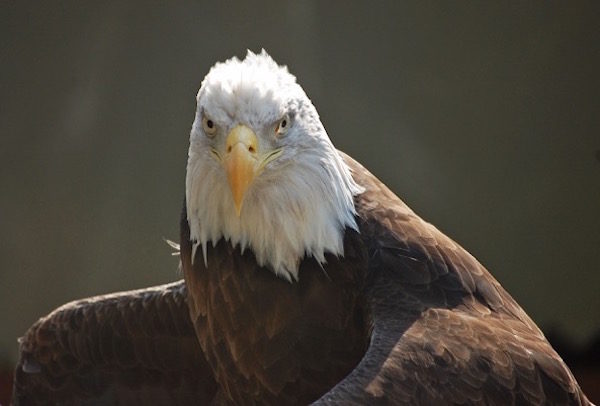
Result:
[182, 232, 370, 404]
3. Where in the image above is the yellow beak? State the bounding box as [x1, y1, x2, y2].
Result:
[224, 125, 259, 216]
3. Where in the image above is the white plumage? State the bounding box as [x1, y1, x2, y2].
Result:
[185, 50, 362, 281]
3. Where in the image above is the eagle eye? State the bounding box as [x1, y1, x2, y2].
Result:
[275, 114, 290, 137]
[202, 116, 217, 137]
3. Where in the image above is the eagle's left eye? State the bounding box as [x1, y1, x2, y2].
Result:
[275, 114, 290, 137]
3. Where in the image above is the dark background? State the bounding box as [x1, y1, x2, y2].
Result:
[2, 1, 599, 403]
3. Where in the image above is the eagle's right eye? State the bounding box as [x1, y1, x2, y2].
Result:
[202, 116, 217, 137]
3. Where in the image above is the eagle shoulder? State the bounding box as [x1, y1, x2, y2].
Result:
[315, 152, 591, 405]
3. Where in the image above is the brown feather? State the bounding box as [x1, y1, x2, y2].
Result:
[12, 281, 217, 405]
[181, 204, 369, 405]
[313, 152, 591, 405]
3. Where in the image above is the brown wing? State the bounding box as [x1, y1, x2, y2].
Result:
[314, 153, 591, 405]
[12, 281, 217, 405]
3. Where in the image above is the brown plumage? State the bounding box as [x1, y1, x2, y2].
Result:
[180, 153, 591, 405]
[13, 282, 217, 405]
[13, 153, 592, 405]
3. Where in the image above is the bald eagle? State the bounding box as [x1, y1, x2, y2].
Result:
[13, 51, 592, 405]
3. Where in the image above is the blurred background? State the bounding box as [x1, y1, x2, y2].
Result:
[1, 1, 599, 403]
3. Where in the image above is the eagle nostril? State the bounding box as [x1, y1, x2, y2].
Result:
[248, 145, 255, 153]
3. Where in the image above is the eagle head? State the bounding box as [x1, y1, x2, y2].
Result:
[186, 50, 362, 281]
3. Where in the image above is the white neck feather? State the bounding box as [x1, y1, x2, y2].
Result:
[186, 145, 361, 281]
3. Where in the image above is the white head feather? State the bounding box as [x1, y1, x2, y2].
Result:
[185, 50, 362, 281]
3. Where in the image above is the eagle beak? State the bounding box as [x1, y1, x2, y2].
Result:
[224, 125, 259, 216]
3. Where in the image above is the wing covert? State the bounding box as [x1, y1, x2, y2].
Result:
[314, 153, 591, 405]
[12, 281, 217, 405]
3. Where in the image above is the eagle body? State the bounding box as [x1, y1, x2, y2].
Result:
[13, 51, 592, 405]
[181, 203, 368, 404]
[182, 153, 589, 405]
